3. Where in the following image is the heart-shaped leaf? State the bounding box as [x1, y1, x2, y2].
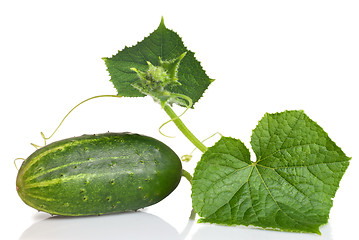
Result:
[192, 110, 350, 234]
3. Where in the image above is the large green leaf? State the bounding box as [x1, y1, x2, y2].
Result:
[192, 110, 350, 234]
[103, 18, 212, 107]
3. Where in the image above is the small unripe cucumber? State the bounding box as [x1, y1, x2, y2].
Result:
[16, 132, 182, 216]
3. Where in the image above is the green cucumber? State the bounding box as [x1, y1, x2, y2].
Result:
[16, 132, 182, 216]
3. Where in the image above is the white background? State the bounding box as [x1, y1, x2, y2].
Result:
[1, 0, 358, 239]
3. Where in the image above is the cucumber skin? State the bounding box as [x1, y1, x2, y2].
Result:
[16, 132, 182, 216]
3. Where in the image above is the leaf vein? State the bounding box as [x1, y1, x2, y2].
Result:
[246, 167, 260, 222]
[258, 142, 323, 164]
[207, 166, 254, 220]
[254, 166, 302, 227]
[272, 159, 349, 170]
[257, 111, 303, 164]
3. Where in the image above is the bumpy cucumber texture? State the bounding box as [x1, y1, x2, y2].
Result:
[16, 132, 182, 216]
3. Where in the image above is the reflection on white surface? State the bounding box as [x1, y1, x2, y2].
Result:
[191, 223, 332, 240]
[18, 210, 335, 240]
[20, 211, 182, 240]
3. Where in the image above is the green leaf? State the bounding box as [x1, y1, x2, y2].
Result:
[103, 18, 212, 107]
[192, 110, 350, 234]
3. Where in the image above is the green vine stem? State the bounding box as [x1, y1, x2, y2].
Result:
[182, 169, 193, 183]
[182, 169, 197, 219]
[163, 104, 208, 153]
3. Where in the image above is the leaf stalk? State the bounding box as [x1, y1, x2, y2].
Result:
[163, 105, 207, 153]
